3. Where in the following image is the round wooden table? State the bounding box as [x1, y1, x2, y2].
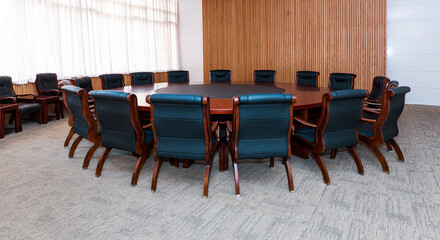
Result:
[112, 82, 331, 116]
[112, 82, 331, 168]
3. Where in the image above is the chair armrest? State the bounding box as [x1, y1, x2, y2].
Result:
[143, 123, 152, 129]
[364, 107, 380, 114]
[361, 118, 376, 124]
[226, 121, 232, 132]
[211, 121, 219, 133]
[293, 117, 317, 128]
[40, 90, 61, 95]
[0, 96, 16, 103]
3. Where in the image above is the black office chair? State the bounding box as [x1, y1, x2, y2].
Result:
[147, 94, 220, 198]
[131, 72, 154, 86]
[0, 76, 42, 125]
[90, 90, 154, 186]
[292, 89, 368, 184]
[100, 74, 124, 90]
[358, 86, 410, 173]
[226, 94, 296, 196]
[210, 70, 231, 83]
[168, 70, 189, 83]
[35, 73, 63, 120]
[62, 85, 101, 169]
[254, 70, 276, 83]
[297, 71, 319, 86]
[365, 76, 390, 104]
[329, 73, 356, 90]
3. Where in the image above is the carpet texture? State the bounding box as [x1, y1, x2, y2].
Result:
[0, 104, 439, 239]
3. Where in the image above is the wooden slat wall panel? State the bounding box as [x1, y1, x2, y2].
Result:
[202, 0, 386, 90]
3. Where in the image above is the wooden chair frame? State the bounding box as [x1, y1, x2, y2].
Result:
[292, 93, 365, 184]
[147, 96, 219, 198]
[226, 95, 296, 196]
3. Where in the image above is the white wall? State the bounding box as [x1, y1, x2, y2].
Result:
[387, 0, 440, 105]
[178, 0, 204, 84]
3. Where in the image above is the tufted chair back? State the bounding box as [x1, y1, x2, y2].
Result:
[168, 71, 189, 83]
[91, 91, 140, 153]
[297, 71, 319, 86]
[210, 69, 231, 83]
[316, 89, 368, 151]
[254, 70, 276, 83]
[36, 73, 58, 95]
[232, 94, 295, 160]
[0, 76, 16, 103]
[329, 73, 356, 90]
[62, 85, 98, 140]
[367, 76, 390, 102]
[100, 74, 124, 90]
[72, 77, 93, 92]
[131, 72, 154, 86]
[148, 94, 211, 160]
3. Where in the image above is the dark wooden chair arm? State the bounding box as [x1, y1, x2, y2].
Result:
[0, 96, 16, 103]
[40, 90, 61, 95]
[293, 117, 317, 128]
[361, 117, 376, 124]
[226, 121, 232, 132]
[211, 121, 219, 133]
[143, 123, 152, 129]
[364, 107, 380, 114]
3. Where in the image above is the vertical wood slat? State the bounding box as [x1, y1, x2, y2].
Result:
[202, 0, 386, 91]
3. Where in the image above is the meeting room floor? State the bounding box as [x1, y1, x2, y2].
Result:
[0, 104, 439, 239]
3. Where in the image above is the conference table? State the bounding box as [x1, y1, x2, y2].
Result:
[112, 82, 332, 170]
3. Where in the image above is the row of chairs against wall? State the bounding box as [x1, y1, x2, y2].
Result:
[61, 80, 410, 197]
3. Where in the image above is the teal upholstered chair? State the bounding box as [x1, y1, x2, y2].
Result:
[35, 73, 63, 120]
[168, 70, 189, 83]
[71, 77, 93, 93]
[329, 73, 356, 90]
[365, 76, 390, 104]
[254, 70, 276, 83]
[226, 94, 296, 196]
[210, 69, 231, 83]
[131, 72, 154, 86]
[358, 86, 410, 173]
[100, 74, 124, 90]
[292, 89, 368, 184]
[90, 90, 153, 186]
[62, 85, 101, 169]
[147, 94, 219, 197]
[297, 71, 319, 86]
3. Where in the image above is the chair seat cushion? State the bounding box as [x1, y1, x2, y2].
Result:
[358, 122, 374, 137]
[294, 127, 316, 143]
[19, 103, 41, 115]
[145, 128, 154, 143]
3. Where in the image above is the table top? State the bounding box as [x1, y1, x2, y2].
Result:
[111, 82, 332, 114]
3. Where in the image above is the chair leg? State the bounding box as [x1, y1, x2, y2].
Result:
[203, 159, 213, 198]
[330, 149, 338, 159]
[82, 142, 100, 169]
[389, 139, 404, 162]
[151, 157, 164, 192]
[270, 157, 274, 168]
[37, 110, 42, 125]
[131, 153, 148, 187]
[223, 141, 229, 171]
[55, 101, 61, 120]
[68, 136, 83, 158]
[64, 128, 75, 147]
[232, 160, 240, 196]
[95, 147, 112, 177]
[219, 142, 224, 172]
[310, 151, 330, 185]
[59, 100, 64, 119]
[347, 146, 364, 175]
[385, 141, 393, 152]
[0, 112, 5, 139]
[283, 157, 294, 192]
[366, 143, 390, 174]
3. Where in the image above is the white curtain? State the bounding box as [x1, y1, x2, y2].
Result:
[0, 0, 179, 84]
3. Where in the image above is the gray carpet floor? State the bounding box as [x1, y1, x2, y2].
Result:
[0, 104, 439, 239]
